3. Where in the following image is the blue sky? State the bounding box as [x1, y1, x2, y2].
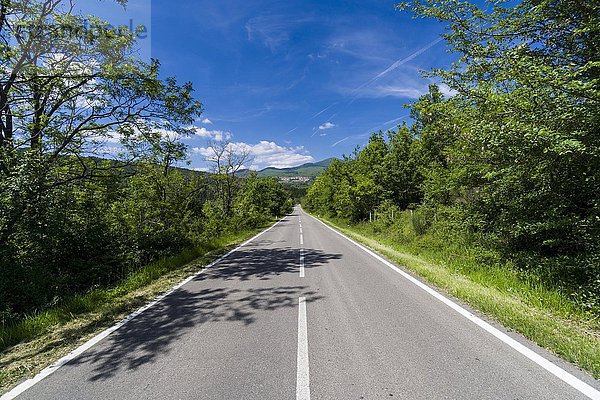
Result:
[80, 0, 455, 170]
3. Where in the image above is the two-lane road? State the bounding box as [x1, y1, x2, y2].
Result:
[5, 206, 600, 399]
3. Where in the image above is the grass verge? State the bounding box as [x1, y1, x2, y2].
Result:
[0, 223, 272, 394]
[316, 215, 600, 379]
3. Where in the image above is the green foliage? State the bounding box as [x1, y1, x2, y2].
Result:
[410, 208, 430, 236]
[307, 0, 600, 310]
[0, 1, 293, 325]
[305, 128, 425, 221]
[0, 158, 292, 324]
[232, 173, 293, 229]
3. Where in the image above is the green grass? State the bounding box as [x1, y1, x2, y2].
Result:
[316, 214, 600, 379]
[0, 224, 272, 393]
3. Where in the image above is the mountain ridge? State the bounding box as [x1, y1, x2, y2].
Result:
[254, 157, 336, 178]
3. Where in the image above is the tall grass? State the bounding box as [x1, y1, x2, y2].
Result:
[0, 229, 260, 354]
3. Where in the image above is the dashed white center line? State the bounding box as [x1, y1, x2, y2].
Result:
[299, 248, 305, 278]
[296, 297, 310, 400]
[299, 220, 305, 277]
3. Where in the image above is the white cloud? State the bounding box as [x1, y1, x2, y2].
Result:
[191, 126, 232, 142]
[351, 81, 456, 100]
[332, 136, 350, 147]
[97, 145, 124, 156]
[93, 131, 124, 144]
[201, 118, 213, 124]
[245, 14, 314, 51]
[366, 85, 425, 99]
[338, 70, 432, 100]
[193, 140, 314, 170]
[319, 122, 336, 130]
[438, 83, 458, 97]
[155, 128, 182, 141]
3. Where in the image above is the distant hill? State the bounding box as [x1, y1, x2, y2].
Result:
[254, 158, 336, 178]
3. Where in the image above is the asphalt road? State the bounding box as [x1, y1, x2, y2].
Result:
[6, 206, 600, 399]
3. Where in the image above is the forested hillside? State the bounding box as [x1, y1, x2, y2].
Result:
[305, 0, 599, 313]
[0, 2, 292, 325]
[255, 158, 336, 178]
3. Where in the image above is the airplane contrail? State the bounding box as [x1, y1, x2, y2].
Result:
[332, 136, 350, 147]
[308, 37, 442, 140]
[354, 36, 444, 93]
[311, 103, 339, 119]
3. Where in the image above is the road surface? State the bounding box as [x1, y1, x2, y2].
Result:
[5, 206, 600, 399]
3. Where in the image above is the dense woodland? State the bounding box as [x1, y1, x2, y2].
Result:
[306, 0, 599, 311]
[0, 1, 292, 323]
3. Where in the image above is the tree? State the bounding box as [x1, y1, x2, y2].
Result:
[204, 140, 252, 216]
[0, 1, 204, 318]
[234, 173, 292, 227]
[384, 125, 422, 209]
[0, 0, 202, 241]
[398, 0, 599, 274]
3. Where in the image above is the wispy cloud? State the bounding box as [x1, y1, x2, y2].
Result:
[319, 122, 336, 130]
[330, 114, 409, 148]
[354, 37, 444, 93]
[201, 118, 213, 124]
[245, 14, 314, 51]
[307, 36, 442, 131]
[311, 103, 338, 119]
[354, 84, 426, 99]
[327, 29, 397, 64]
[336, 67, 439, 100]
[380, 115, 410, 128]
[332, 137, 350, 147]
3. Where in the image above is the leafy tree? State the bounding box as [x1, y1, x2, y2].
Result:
[307, 0, 599, 296]
[0, 0, 202, 242]
[0, 1, 206, 320]
[234, 173, 292, 227]
[384, 125, 423, 209]
[204, 140, 252, 216]
[398, 0, 600, 262]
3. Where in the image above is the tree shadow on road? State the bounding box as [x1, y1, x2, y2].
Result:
[66, 247, 338, 382]
[198, 247, 341, 281]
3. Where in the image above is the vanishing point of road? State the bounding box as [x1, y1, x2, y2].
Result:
[4, 206, 600, 399]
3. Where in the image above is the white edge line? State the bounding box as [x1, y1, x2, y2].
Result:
[0, 217, 287, 400]
[308, 214, 600, 400]
[296, 296, 310, 400]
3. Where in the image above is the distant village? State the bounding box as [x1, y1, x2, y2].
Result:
[277, 176, 311, 183]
